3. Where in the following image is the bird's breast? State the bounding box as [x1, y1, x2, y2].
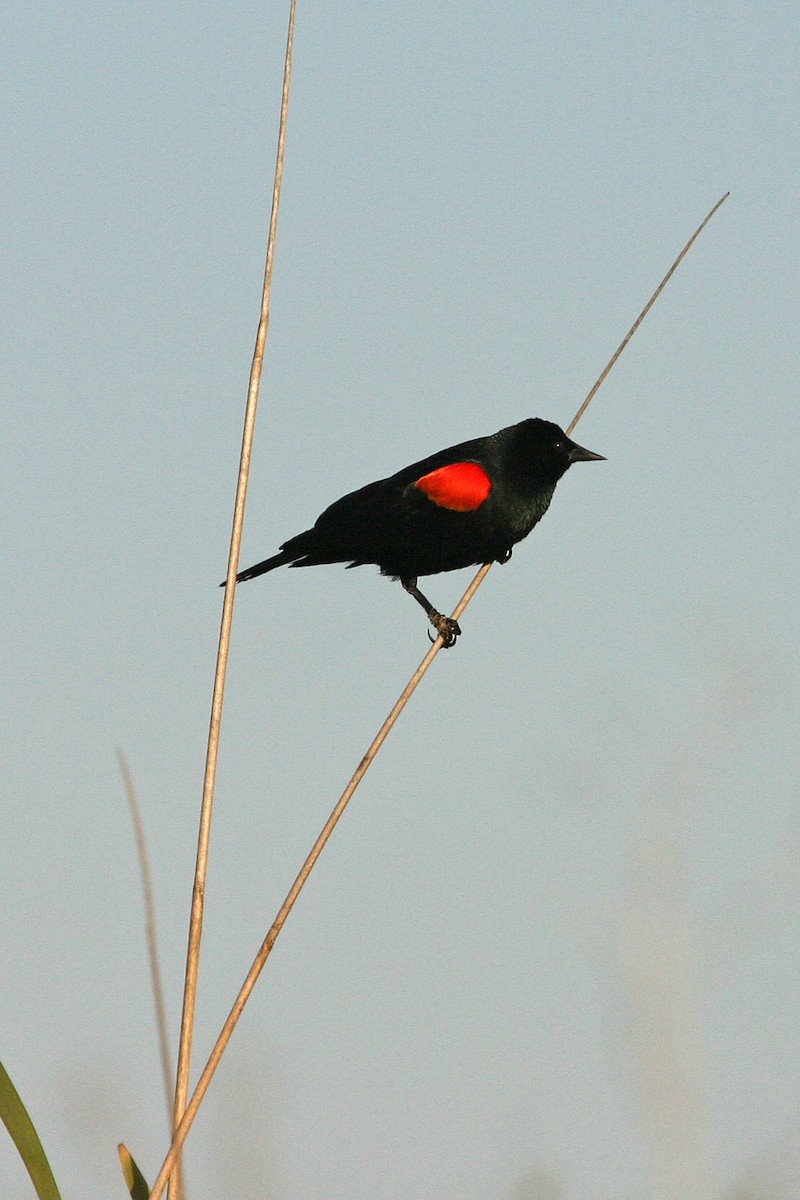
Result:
[489, 481, 556, 545]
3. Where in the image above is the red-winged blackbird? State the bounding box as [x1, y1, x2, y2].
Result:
[226, 418, 605, 647]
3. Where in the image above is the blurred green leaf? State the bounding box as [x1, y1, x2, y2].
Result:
[119, 1142, 150, 1199]
[0, 1060, 62, 1200]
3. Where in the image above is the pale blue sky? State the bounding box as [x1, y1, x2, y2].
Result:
[2, 3, 799, 1198]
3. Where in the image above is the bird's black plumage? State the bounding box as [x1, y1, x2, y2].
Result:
[227, 418, 604, 646]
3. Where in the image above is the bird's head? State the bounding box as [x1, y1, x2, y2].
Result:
[516, 418, 606, 482]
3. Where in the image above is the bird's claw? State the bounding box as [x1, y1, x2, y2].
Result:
[428, 612, 461, 649]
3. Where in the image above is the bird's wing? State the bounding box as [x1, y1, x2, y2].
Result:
[409, 461, 493, 512]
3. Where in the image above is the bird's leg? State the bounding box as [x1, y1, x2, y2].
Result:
[401, 578, 461, 648]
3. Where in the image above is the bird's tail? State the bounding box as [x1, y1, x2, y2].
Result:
[219, 549, 295, 587]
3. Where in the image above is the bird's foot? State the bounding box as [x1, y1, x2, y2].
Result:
[427, 611, 462, 648]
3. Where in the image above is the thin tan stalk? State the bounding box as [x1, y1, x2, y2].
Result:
[169, 0, 298, 1194]
[117, 749, 173, 1122]
[566, 192, 730, 437]
[147, 193, 728, 1199]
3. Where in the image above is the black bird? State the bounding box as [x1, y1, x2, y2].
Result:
[225, 418, 605, 646]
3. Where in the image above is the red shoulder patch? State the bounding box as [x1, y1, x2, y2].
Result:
[413, 461, 492, 512]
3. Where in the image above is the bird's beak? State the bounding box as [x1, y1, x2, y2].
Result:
[568, 440, 606, 463]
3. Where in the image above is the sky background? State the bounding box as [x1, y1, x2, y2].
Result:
[2, 3, 799, 1198]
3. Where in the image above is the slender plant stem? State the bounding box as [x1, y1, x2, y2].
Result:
[147, 573, 473, 1200]
[117, 749, 173, 1123]
[147, 192, 729, 1200]
[168, 1, 297, 1195]
[565, 192, 729, 437]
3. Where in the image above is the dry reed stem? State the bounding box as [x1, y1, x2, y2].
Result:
[566, 192, 729, 438]
[117, 749, 174, 1123]
[168, 1, 297, 1195]
[147, 192, 729, 1200]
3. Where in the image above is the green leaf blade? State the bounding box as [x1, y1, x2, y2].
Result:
[119, 1142, 150, 1200]
[0, 1060, 62, 1200]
